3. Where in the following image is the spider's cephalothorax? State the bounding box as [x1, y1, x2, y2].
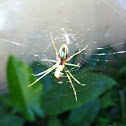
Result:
[55, 44, 68, 79]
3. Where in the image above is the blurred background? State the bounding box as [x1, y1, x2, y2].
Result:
[0, 0, 126, 126]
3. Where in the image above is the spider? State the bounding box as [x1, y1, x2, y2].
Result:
[28, 33, 88, 101]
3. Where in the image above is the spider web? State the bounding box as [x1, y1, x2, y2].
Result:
[0, 0, 126, 124]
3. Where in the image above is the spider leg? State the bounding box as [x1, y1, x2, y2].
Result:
[67, 45, 88, 61]
[41, 59, 57, 63]
[28, 63, 58, 87]
[50, 33, 58, 57]
[41, 59, 80, 67]
[32, 66, 54, 76]
[65, 66, 86, 86]
[64, 67, 77, 101]
[65, 63, 80, 67]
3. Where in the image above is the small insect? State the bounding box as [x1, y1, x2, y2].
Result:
[28, 33, 88, 101]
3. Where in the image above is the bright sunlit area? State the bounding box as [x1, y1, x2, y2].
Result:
[0, 0, 126, 126]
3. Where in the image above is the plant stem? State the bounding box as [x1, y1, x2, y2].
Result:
[119, 90, 126, 122]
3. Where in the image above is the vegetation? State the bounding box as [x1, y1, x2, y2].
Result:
[0, 45, 126, 126]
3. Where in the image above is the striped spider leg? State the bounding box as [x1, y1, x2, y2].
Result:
[28, 63, 58, 87]
[64, 66, 86, 101]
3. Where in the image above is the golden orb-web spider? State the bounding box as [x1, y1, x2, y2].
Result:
[28, 33, 88, 101]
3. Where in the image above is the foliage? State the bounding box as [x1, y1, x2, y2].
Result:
[42, 72, 115, 115]
[1, 45, 126, 126]
[0, 95, 25, 126]
[68, 99, 100, 126]
[7, 56, 44, 121]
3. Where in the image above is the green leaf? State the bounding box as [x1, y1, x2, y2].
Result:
[117, 66, 126, 78]
[42, 68, 116, 115]
[97, 117, 111, 126]
[68, 99, 100, 126]
[7, 55, 44, 121]
[0, 95, 25, 126]
[100, 91, 116, 109]
[0, 95, 13, 113]
[48, 116, 61, 126]
[0, 115, 25, 126]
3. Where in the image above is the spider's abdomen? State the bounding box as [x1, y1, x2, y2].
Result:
[54, 65, 64, 79]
